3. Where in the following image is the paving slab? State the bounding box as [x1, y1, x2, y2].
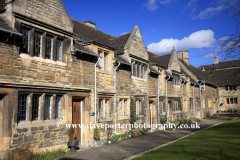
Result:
[53, 117, 234, 160]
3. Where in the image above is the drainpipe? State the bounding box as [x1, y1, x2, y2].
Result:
[94, 57, 101, 124]
[182, 80, 187, 119]
[192, 83, 196, 118]
[215, 86, 219, 112]
[165, 76, 171, 123]
[114, 62, 121, 134]
[157, 74, 161, 125]
[199, 81, 204, 120]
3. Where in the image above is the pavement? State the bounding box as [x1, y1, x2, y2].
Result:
[53, 116, 235, 160]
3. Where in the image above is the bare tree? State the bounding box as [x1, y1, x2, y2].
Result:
[218, 0, 240, 59]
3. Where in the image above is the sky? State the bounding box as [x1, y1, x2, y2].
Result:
[62, 0, 240, 67]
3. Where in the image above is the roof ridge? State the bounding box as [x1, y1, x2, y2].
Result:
[109, 32, 131, 40]
[71, 18, 115, 38]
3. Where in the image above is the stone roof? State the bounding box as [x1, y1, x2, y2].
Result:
[198, 59, 240, 71]
[207, 68, 240, 86]
[147, 51, 170, 67]
[109, 33, 131, 54]
[72, 18, 132, 63]
[74, 42, 97, 56]
[0, 16, 20, 34]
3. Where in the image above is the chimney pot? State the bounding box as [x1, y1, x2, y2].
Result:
[214, 56, 219, 64]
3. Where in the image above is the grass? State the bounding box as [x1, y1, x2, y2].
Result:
[204, 113, 218, 119]
[3, 148, 74, 160]
[134, 118, 240, 160]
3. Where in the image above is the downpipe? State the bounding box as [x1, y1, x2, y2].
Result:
[165, 76, 171, 123]
[182, 80, 187, 119]
[114, 62, 121, 134]
[192, 83, 196, 118]
[94, 58, 101, 124]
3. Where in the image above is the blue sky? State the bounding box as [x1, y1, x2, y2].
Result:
[62, 0, 240, 67]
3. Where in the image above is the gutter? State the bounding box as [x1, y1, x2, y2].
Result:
[0, 28, 22, 36]
[113, 61, 132, 134]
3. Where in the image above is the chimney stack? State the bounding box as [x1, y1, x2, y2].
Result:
[214, 56, 219, 64]
[178, 50, 189, 65]
[83, 21, 96, 28]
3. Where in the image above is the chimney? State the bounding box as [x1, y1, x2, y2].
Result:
[178, 50, 189, 65]
[214, 56, 219, 64]
[83, 21, 96, 28]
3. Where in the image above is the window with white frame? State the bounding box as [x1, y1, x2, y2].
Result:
[44, 95, 52, 120]
[104, 53, 108, 71]
[18, 93, 63, 123]
[131, 60, 146, 79]
[18, 95, 28, 121]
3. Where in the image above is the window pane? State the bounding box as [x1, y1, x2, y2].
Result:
[233, 85, 236, 91]
[20, 28, 30, 53]
[45, 36, 53, 59]
[226, 98, 229, 104]
[234, 98, 238, 104]
[229, 85, 232, 91]
[124, 99, 127, 116]
[131, 61, 134, 76]
[139, 63, 141, 78]
[104, 53, 108, 71]
[225, 86, 228, 91]
[135, 63, 137, 77]
[99, 99, 103, 118]
[119, 100, 122, 117]
[55, 96, 62, 118]
[98, 51, 102, 69]
[34, 32, 42, 57]
[230, 98, 234, 104]
[32, 95, 40, 121]
[19, 95, 28, 121]
[142, 65, 145, 79]
[56, 39, 63, 61]
[44, 95, 51, 120]
[139, 100, 142, 114]
[105, 99, 109, 117]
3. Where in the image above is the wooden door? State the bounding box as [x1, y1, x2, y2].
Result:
[72, 99, 81, 141]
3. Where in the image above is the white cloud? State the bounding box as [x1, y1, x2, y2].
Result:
[194, 5, 224, 19]
[147, 30, 216, 55]
[145, 0, 158, 11]
[121, 32, 128, 35]
[204, 53, 217, 59]
[159, 0, 172, 5]
[218, 36, 229, 41]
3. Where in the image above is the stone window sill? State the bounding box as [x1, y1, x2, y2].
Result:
[131, 76, 147, 81]
[97, 69, 112, 75]
[98, 117, 111, 122]
[19, 53, 67, 66]
[17, 119, 64, 128]
[119, 116, 130, 120]
[173, 111, 181, 113]
[136, 114, 144, 118]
